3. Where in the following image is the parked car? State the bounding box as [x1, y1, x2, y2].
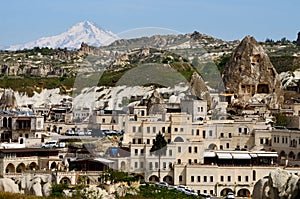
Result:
[155, 182, 169, 188]
[183, 187, 198, 196]
[65, 129, 75, 136]
[199, 193, 211, 199]
[225, 192, 235, 199]
[41, 141, 59, 148]
[175, 185, 189, 193]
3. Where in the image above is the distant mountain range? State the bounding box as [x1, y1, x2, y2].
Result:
[6, 21, 119, 50]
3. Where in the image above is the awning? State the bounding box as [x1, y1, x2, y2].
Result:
[217, 153, 232, 159]
[249, 154, 258, 158]
[256, 153, 278, 158]
[231, 153, 251, 159]
[204, 152, 216, 158]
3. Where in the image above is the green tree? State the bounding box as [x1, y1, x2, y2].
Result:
[150, 132, 167, 182]
[274, 113, 289, 127]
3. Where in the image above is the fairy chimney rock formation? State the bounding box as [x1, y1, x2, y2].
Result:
[222, 36, 283, 109]
[0, 89, 18, 111]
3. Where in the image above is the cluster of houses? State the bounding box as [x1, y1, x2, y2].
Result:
[0, 86, 300, 197]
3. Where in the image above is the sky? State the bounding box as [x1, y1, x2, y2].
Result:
[0, 0, 299, 46]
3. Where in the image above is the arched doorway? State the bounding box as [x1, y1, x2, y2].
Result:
[279, 151, 286, 159]
[120, 161, 126, 171]
[149, 175, 159, 183]
[60, 177, 71, 184]
[163, 175, 173, 185]
[29, 162, 38, 170]
[16, 163, 26, 173]
[208, 143, 217, 150]
[237, 188, 250, 197]
[3, 117, 7, 128]
[5, 163, 15, 173]
[288, 151, 295, 160]
[136, 174, 145, 183]
[220, 188, 233, 196]
[50, 162, 57, 170]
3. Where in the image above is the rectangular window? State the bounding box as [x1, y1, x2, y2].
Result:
[229, 133, 232, 138]
[209, 130, 212, 136]
[138, 126, 142, 132]
[188, 159, 192, 164]
[239, 127, 242, 133]
[197, 176, 201, 182]
[204, 176, 207, 182]
[201, 107, 204, 112]
[169, 149, 172, 156]
[220, 176, 224, 182]
[155, 162, 158, 168]
[174, 128, 178, 132]
[194, 147, 198, 153]
[228, 176, 231, 182]
[180, 128, 184, 132]
[238, 176, 241, 182]
[210, 176, 213, 182]
[177, 159, 181, 164]
[141, 149, 144, 154]
[153, 127, 156, 133]
[135, 149, 138, 156]
[140, 162, 144, 169]
[135, 162, 138, 168]
[178, 146, 181, 153]
[282, 137, 284, 143]
[245, 176, 249, 182]
[196, 129, 200, 135]
[189, 147, 192, 153]
[162, 127, 165, 133]
[191, 176, 194, 182]
[147, 139, 150, 144]
[163, 162, 166, 169]
[132, 126, 136, 132]
[260, 138, 264, 144]
[203, 130, 206, 138]
[149, 162, 153, 169]
[192, 129, 194, 135]
[179, 175, 183, 182]
[194, 159, 198, 163]
[147, 127, 150, 133]
[226, 143, 230, 148]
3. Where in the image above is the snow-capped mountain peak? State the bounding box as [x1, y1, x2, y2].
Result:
[7, 21, 119, 50]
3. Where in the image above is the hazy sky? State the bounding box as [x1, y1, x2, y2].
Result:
[0, 0, 299, 46]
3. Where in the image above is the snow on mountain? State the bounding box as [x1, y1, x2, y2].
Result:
[7, 21, 119, 50]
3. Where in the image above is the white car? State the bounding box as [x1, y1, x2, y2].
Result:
[200, 193, 211, 199]
[225, 192, 235, 199]
[175, 185, 189, 192]
[184, 187, 198, 196]
[155, 182, 168, 188]
[41, 141, 59, 148]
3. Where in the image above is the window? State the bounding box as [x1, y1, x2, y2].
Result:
[162, 127, 165, 133]
[244, 128, 248, 134]
[179, 175, 183, 182]
[138, 139, 142, 144]
[192, 129, 194, 135]
[220, 176, 224, 182]
[147, 139, 150, 144]
[210, 190, 213, 195]
[220, 145, 223, 150]
[253, 170, 256, 181]
[189, 147, 192, 153]
[149, 162, 153, 169]
[203, 130, 206, 138]
[174, 128, 178, 132]
[226, 143, 230, 148]
[140, 162, 144, 168]
[135, 149, 138, 156]
[204, 176, 207, 182]
[180, 128, 184, 132]
[102, 118, 105, 123]
[239, 127, 242, 133]
[198, 107, 200, 112]
[191, 176, 194, 182]
[220, 133, 224, 138]
[163, 162, 166, 169]
[229, 133, 232, 138]
[135, 162, 138, 168]
[132, 126, 136, 132]
[178, 159, 181, 164]
[260, 138, 264, 144]
[245, 176, 249, 182]
[282, 137, 284, 143]
[196, 129, 200, 135]
[197, 176, 201, 182]
[188, 159, 192, 164]
[147, 127, 150, 133]
[141, 149, 144, 154]
[227, 176, 231, 182]
[201, 107, 204, 112]
[132, 139, 136, 144]
[155, 162, 158, 168]
[169, 150, 172, 156]
[194, 147, 198, 153]
[194, 159, 198, 163]
[285, 137, 288, 143]
[210, 176, 213, 182]
[138, 126, 142, 132]
[178, 146, 181, 153]
[153, 127, 156, 133]
[209, 130, 212, 136]
[238, 176, 241, 182]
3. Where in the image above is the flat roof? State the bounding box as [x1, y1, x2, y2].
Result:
[0, 148, 59, 153]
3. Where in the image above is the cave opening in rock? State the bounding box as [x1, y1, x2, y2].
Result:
[257, 84, 269, 94]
